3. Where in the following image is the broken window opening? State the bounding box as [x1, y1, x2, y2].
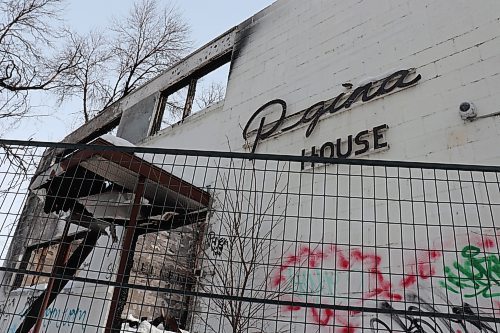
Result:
[156, 85, 189, 130]
[13, 234, 86, 289]
[150, 57, 231, 135]
[123, 227, 199, 327]
[192, 62, 229, 113]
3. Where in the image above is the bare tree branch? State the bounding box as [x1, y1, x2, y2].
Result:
[0, 0, 83, 136]
[55, 0, 191, 123]
[195, 81, 225, 110]
[110, 0, 190, 98]
[196, 159, 291, 333]
[54, 30, 112, 122]
[0, 0, 80, 93]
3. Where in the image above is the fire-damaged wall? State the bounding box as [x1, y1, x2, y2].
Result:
[125, 227, 200, 322]
[141, 1, 500, 165]
[1, 0, 500, 332]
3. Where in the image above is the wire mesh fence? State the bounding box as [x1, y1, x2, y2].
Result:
[0, 138, 499, 333]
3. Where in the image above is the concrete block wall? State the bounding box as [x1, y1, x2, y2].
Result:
[2, 1, 499, 331]
[145, 0, 500, 166]
[142, 1, 500, 332]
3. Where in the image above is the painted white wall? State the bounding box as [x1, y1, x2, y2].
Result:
[138, 1, 500, 332]
[2, 0, 500, 331]
[143, 0, 500, 166]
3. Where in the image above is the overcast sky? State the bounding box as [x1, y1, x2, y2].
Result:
[8, 0, 275, 141]
[68, 0, 275, 48]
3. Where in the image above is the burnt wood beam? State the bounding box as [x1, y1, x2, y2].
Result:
[11, 228, 90, 290]
[134, 210, 207, 235]
[58, 28, 236, 154]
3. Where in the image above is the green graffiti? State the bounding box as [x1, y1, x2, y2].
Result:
[284, 268, 335, 296]
[440, 245, 500, 298]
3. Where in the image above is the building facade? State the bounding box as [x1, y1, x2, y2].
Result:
[1, 0, 500, 332]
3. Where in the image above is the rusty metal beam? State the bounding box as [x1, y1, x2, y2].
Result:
[182, 78, 197, 120]
[33, 140, 211, 208]
[105, 177, 146, 333]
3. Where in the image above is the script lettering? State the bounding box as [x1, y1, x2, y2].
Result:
[243, 69, 421, 153]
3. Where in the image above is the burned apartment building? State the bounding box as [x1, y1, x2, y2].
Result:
[1, 0, 500, 332]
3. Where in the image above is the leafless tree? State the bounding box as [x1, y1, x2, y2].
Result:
[0, 0, 192, 127]
[195, 160, 290, 333]
[0, 0, 82, 130]
[0, 144, 36, 203]
[55, 31, 112, 122]
[108, 0, 189, 101]
[195, 82, 226, 110]
[57, 0, 191, 122]
[0, 0, 83, 194]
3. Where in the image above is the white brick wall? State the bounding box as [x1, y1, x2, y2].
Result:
[2, 2, 499, 332]
[144, 0, 500, 166]
[144, 2, 500, 332]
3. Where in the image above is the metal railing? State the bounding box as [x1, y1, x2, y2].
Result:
[0, 139, 498, 333]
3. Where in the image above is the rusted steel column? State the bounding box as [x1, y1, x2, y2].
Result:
[31, 219, 72, 333]
[105, 176, 146, 333]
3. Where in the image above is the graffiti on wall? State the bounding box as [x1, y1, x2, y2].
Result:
[370, 297, 497, 333]
[207, 231, 228, 257]
[282, 267, 336, 296]
[41, 307, 87, 329]
[0, 294, 89, 333]
[441, 245, 500, 298]
[6, 307, 87, 333]
[270, 234, 499, 332]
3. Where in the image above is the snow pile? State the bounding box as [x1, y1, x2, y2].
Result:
[120, 315, 189, 333]
[77, 191, 150, 219]
[98, 134, 169, 168]
[100, 134, 136, 147]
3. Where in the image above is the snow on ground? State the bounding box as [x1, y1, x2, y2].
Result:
[120, 319, 189, 333]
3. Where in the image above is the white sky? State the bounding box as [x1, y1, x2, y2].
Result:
[8, 0, 275, 141]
